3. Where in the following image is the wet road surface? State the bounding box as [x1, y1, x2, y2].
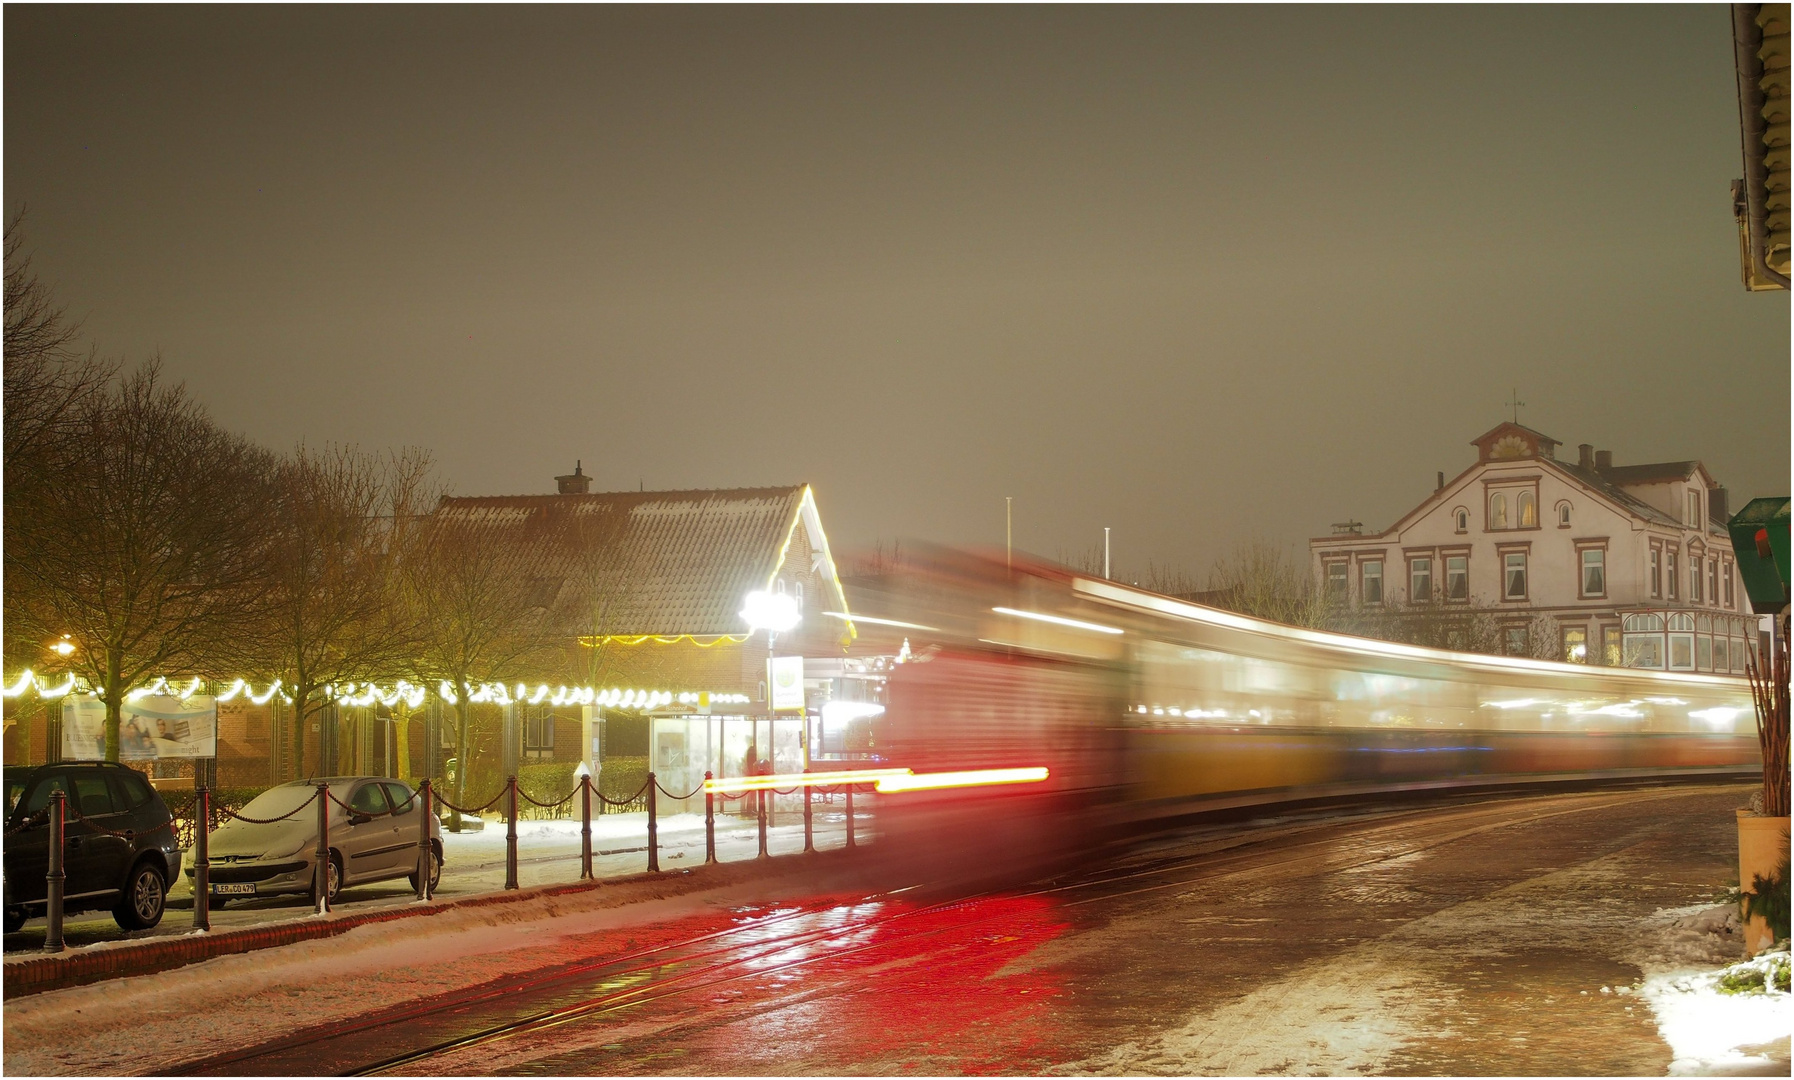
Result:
[166, 782, 1758, 1076]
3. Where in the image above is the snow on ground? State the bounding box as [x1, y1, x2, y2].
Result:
[1632, 905, 1792, 1076]
[3, 858, 869, 1077]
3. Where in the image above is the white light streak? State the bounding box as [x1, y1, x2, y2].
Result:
[991, 606, 1123, 635]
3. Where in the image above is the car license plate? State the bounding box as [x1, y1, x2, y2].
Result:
[212, 883, 256, 895]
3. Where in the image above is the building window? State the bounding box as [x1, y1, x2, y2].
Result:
[1490, 493, 1508, 530]
[1623, 612, 1664, 669]
[1649, 546, 1661, 598]
[1687, 489, 1702, 526]
[1361, 560, 1383, 605]
[1410, 558, 1432, 603]
[1707, 558, 1718, 606]
[1666, 549, 1678, 600]
[523, 707, 556, 760]
[1580, 548, 1605, 598]
[1690, 554, 1704, 601]
[1557, 502, 1572, 527]
[1668, 612, 1695, 670]
[1713, 636, 1728, 673]
[1724, 561, 1735, 608]
[1562, 626, 1588, 663]
[1445, 555, 1468, 600]
[1504, 626, 1528, 655]
[1518, 490, 1537, 528]
[1454, 508, 1468, 533]
[1503, 552, 1527, 600]
[1325, 562, 1349, 602]
[1602, 624, 1621, 666]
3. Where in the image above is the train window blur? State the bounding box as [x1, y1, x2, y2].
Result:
[1563, 626, 1588, 663]
[1490, 492, 1508, 529]
[1446, 556, 1468, 600]
[1409, 558, 1432, 602]
[1518, 490, 1537, 527]
[1580, 548, 1605, 597]
[1361, 560, 1383, 604]
[1503, 552, 1527, 600]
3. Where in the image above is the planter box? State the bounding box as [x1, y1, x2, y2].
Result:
[1736, 809, 1790, 955]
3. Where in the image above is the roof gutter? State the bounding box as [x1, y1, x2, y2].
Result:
[1733, 4, 1791, 289]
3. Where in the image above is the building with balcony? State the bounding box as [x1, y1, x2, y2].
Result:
[1309, 422, 1759, 671]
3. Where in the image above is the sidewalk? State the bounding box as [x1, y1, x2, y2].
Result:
[2, 804, 870, 996]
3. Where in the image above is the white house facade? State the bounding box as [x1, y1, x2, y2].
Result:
[1309, 422, 1759, 672]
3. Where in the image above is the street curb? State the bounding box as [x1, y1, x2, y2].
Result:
[1, 863, 740, 1000]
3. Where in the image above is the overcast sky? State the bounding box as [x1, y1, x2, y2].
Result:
[7, 5, 1787, 578]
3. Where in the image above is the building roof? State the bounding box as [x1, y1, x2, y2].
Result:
[434, 485, 847, 637]
[1545, 459, 1690, 530]
[1595, 461, 1701, 485]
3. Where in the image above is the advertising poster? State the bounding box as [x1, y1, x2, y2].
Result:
[62, 695, 219, 760]
[768, 655, 805, 711]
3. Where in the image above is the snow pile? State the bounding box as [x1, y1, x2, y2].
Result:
[1634, 906, 1792, 1076]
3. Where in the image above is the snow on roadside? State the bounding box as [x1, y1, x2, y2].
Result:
[2, 864, 854, 1077]
[1630, 905, 1792, 1076]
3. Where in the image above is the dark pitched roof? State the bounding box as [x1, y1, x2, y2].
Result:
[1597, 461, 1701, 485]
[434, 485, 818, 636]
[1547, 459, 1724, 533]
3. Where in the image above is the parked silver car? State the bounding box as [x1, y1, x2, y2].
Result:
[184, 777, 442, 907]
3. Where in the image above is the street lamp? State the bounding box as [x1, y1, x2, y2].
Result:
[738, 590, 801, 635]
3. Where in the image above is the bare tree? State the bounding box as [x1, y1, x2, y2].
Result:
[1203, 538, 1328, 628]
[6, 361, 279, 760]
[255, 444, 436, 778]
[403, 512, 551, 804]
[1332, 594, 1563, 660]
[3, 212, 116, 677]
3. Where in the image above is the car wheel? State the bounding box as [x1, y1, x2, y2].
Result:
[4, 906, 24, 934]
[408, 847, 443, 893]
[326, 852, 344, 905]
[114, 861, 167, 930]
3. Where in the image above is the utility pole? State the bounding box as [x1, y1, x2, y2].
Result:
[1104, 527, 1111, 579]
[1005, 496, 1012, 571]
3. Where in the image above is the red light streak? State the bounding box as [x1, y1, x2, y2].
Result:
[703, 766, 1050, 794]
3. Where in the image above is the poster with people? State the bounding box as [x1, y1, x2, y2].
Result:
[61, 695, 218, 760]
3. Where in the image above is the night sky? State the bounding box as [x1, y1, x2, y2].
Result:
[6, 6, 1787, 577]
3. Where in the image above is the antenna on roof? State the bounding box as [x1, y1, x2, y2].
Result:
[1506, 388, 1525, 424]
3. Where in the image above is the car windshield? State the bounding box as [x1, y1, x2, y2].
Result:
[4, 768, 28, 817]
[237, 784, 320, 821]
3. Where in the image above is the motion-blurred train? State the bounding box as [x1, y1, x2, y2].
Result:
[856, 547, 1760, 863]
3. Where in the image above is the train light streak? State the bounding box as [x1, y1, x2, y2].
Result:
[706, 769, 910, 793]
[991, 607, 1123, 635]
[873, 767, 1050, 793]
[824, 611, 938, 631]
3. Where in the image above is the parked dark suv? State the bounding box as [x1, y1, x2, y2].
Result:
[3, 762, 182, 933]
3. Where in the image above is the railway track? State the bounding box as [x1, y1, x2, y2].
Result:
[166, 783, 1734, 1077]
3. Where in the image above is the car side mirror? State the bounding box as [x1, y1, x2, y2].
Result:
[348, 811, 371, 826]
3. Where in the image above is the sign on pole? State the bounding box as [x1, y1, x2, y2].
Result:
[61, 695, 219, 760]
[768, 656, 804, 712]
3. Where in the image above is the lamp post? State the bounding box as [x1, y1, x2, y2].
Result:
[739, 589, 802, 831]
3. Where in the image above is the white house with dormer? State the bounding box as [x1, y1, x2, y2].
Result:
[1309, 422, 1758, 672]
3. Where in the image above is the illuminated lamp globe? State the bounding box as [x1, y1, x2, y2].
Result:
[50, 636, 75, 658]
[739, 590, 801, 634]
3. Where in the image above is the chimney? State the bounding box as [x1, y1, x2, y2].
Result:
[555, 460, 592, 495]
[1436, 471, 1445, 492]
[1578, 443, 1594, 468]
[1595, 449, 1613, 471]
[1710, 486, 1728, 523]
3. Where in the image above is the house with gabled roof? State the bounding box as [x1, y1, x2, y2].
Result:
[1310, 422, 1759, 673]
[423, 467, 862, 806]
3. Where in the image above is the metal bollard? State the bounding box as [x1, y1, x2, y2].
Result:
[193, 785, 212, 931]
[313, 783, 331, 914]
[756, 763, 769, 860]
[505, 776, 519, 890]
[579, 775, 593, 881]
[704, 771, 717, 864]
[415, 780, 432, 901]
[44, 790, 66, 953]
[802, 767, 814, 853]
[646, 772, 659, 873]
[845, 781, 856, 849]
